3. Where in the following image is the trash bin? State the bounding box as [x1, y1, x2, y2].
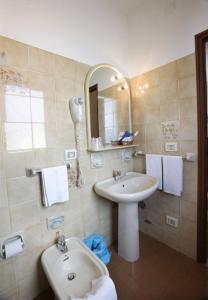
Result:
[83, 234, 112, 265]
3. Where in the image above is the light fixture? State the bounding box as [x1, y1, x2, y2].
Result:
[111, 73, 122, 82]
[118, 84, 128, 91]
[138, 83, 149, 94]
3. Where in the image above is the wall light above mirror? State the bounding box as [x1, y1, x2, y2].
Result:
[84, 64, 135, 152]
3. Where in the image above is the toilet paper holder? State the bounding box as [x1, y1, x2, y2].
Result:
[0, 234, 25, 260]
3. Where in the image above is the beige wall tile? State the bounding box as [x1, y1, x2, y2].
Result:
[132, 104, 145, 124]
[0, 207, 11, 236]
[163, 226, 180, 251]
[158, 61, 177, 80]
[160, 101, 180, 121]
[178, 76, 197, 99]
[54, 55, 76, 79]
[0, 260, 16, 291]
[180, 218, 197, 240]
[28, 47, 54, 74]
[179, 119, 197, 140]
[176, 54, 196, 78]
[3, 152, 27, 178]
[145, 123, 161, 141]
[144, 87, 161, 108]
[75, 62, 90, 83]
[17, 272, 42, 300]
[141, 68, 159, 88]
[14, 249, 41, 282]
[159, 78, 179, 103]
[131, 52, 198, 259]
[0, 286, 18, 300]
[24, 223, 42, 252]
[0, 172, 8, 207]
[161, 193, 180, 216]
[29, 71, 55, 99]
[10, 201, 39, 231]
[0, 36, 28, 68]
[146, 141, 163, 154]
[179, 235, 196, 258]
[179, 97, 197, 120]
[145, 106, 160, 124]
[55, 76, 76, 98]
[181, 200, 197, 222]
[7, 177, 36, 206]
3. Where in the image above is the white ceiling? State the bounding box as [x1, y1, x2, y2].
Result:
[110, 0, 144, 16]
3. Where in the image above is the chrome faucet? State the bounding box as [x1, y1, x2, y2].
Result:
[57, 234, 68, 253]
[113, 169, 122, 181]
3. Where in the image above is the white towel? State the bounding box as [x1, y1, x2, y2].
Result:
[162, 155, 183, 196]
[41, 165, 69, 207]
[146, 154, 163, 190]
[72, 275, 117, 300]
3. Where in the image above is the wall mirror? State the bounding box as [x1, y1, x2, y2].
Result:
[84, 64, 132, 151]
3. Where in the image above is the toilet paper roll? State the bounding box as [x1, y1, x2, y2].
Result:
[4, 238, 23, 259]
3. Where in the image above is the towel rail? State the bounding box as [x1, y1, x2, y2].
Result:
[134, 152, 196, 162]
[25, 163, 71, 178]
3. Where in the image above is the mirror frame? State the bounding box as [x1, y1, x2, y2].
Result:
[84, 63, 132, 151]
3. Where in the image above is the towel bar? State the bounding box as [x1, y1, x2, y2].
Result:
[25, 163, 71, 177]
[134, 152, 196, 162]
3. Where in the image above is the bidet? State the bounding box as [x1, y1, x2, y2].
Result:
[42, 237, 109, 300]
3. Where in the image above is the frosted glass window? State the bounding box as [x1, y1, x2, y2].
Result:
[30, 89, 44, 98]
[32, 124, 46, 148]
[5, 123, 32, 151]
[5, 95, 31, 122]
[31, 98, 45, 122]
[105, 114, 114, 127]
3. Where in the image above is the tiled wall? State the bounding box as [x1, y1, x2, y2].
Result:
[0, 36, 133, 300]
[130, 54, 198, 259]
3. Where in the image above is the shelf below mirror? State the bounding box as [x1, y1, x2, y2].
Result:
[87, 143, 140, 152]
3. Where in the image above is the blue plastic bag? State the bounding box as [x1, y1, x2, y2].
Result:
[83, 234, 112, 265]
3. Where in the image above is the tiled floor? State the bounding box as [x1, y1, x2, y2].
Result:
[35, 233, 208, 300]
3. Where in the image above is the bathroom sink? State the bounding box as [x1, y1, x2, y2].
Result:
[41, 237, 109, 300]
[94, 172, 158, 262]
[94, 172, 158, 203]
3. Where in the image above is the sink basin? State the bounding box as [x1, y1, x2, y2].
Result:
[41, 237, 109, 300]
[94, 172, 158, 262]
[94, 172, 158, 203]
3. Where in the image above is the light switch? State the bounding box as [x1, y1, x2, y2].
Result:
[65, 149, 77, 161]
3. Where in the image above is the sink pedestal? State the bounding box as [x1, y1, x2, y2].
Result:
[118, 202, 139, 262]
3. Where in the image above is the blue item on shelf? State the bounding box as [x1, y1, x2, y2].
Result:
[119, 131, 134, 141]
[83, 234, 112, 265]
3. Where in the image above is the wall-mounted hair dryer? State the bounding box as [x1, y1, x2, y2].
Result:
[69, 96, 84, 124]
[68, 96, 85, 187]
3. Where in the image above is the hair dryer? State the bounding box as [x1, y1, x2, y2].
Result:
[69, 96, 84, 123]
[68, 96, 85, 187]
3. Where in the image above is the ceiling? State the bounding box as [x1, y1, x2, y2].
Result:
[110, 0, 144, 16]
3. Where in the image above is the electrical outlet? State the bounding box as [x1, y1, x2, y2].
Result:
[166, 215, 178, 228]
[165, 142, 178, 152]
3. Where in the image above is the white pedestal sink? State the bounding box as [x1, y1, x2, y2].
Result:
[94, 172, 158, 262]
